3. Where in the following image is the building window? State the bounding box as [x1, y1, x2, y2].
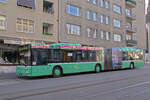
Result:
[126, 9, 131, 16]
[100, 15, 110, 25]
[126, 34, 132, 40]
[100, 0, 104, 7]
[43, 0, 54, 14]
[17, 0, 35, 9]
[93, 29, 98, 38]
[87, 28, 91, 37]
[29, 20, 34, 33]
[100, 30, 110, 40]
[87, 28, 97, 38]
[105, 1, 109, 9]
[106, 32, 110, 40]
[16, 18, 22, 32]
[66, 24, 81, 35]
[100, 15, 104, 24]
[16, 18, 34, 33]
[87, 0, 91, 2]
[100, 31, 104, 39]
[66, 4, 81, 16]
[86, 10, 92, 20]
[93, 12, 97, 21]
[100, 0, 109, 8]
[113, 19, 121, 28]
[0, 0, 7, 3]
[114, 34, 121, 42]
[43, 23, 53, 35]
[87, 0, 97, 5]
[23, 19, 28, 32]
[0, 15, 6, 30]
[113, 4, 122, 14]
[93, 0, 97, 4]
[106, 16, 110, 25]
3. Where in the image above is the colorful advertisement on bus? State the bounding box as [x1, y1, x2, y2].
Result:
[112, 48, 122, 67]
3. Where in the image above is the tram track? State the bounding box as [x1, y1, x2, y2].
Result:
[1, 70, 150, 100]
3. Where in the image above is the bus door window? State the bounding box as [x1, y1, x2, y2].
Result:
[128, 52, 134, 60]
[19, 45, 31, 66]
[96, 50, 102, 62]
[20, 50, 31, 65]
[136, 52, 143, 60]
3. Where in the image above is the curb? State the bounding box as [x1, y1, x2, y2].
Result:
[0, 66, 16, 74]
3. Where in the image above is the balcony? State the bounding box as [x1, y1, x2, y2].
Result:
[125, 25, 136, 33]
[126, 0, 136, 8]
[126, 13, 136, 20]
[43, 0, 54, 14]
[17, 0, 35, 9]
[126, 40, 137, 46]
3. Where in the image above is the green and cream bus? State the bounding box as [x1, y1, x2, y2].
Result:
[16, 43, 144, 77]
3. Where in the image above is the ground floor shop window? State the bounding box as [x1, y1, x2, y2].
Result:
[0, 48, 19, 65]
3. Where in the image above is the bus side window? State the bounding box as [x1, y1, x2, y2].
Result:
[64, 51, 73, 63]
[122, 52, 128, 61]
[88, 51, 96, 62]
[76, 51, 82, 62]
[50, 50, 64, 63]
[82, 51, 88, 62]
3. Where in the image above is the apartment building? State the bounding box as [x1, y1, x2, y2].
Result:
[0, 0, 58, 65]
[0, 0, 146, 65]
[59, 0, 146, 49]
[146, 0, 150, 62]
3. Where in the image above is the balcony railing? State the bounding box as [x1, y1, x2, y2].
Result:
[126, 40, 137, 46]
[126, 13, 136, 20]
[125, 25, 136, 33]
[126, 0, 136, 7]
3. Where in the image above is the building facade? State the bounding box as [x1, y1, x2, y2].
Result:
[59, 0, 146, 49]
[0, 0, 147, 65]
[0, 0, 58, 65]
[146, 0, 150, 62]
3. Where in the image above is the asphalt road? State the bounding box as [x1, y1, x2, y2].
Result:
[0, 63, 150, 100]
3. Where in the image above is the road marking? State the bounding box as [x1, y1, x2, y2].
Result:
[75, 81, 150, 100]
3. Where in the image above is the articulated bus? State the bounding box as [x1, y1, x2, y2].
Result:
[16, 43, 144, 77]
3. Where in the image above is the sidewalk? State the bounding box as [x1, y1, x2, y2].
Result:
[0, 66, 16, 74]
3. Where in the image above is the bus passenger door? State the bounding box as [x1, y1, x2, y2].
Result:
[104, 49, 113, 70]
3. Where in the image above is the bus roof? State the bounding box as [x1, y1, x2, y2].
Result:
[116, 47, 143, 52]
[50, 43, 81, 47]
[50, 43, 103, 51]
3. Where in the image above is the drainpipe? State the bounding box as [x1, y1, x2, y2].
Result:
[58, 0, 60, 43]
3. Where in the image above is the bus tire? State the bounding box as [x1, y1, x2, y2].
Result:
[52, 66, 62, 78]
[95, 64, 101, 73]
[130, 63, 134, 69]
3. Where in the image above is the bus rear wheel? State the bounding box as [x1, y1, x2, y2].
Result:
[53, 67, 62, 78]
[95, 65, 101, 73]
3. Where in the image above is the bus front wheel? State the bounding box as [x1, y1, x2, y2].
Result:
[53, 67, 62, 78]
[95, 65, 101, 73]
